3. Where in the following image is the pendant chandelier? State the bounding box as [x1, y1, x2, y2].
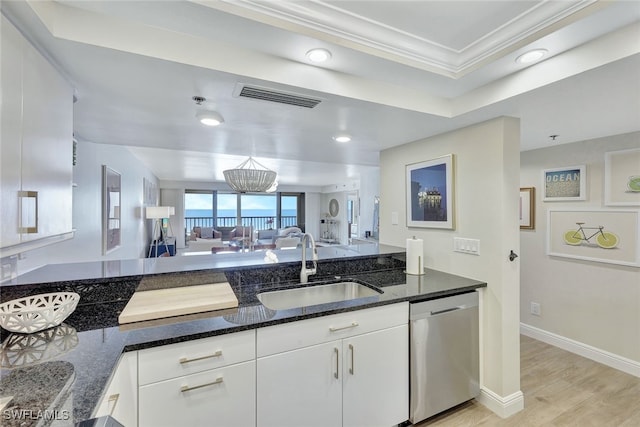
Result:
[223, 157, 277, 193]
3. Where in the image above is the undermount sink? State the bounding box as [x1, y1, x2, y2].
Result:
[257, 281, 382, 310]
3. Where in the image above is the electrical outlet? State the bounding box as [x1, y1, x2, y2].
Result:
[530, 302, 541, 316]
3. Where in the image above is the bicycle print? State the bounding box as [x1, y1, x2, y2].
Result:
[563, 222, 619, 249]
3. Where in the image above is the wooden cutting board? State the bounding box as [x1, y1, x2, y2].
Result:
[118, 282, 238, 324]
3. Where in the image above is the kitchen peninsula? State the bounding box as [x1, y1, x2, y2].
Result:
[0, 244, 486, 427]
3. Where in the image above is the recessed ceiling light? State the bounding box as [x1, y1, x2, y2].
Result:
[516, 49, 548, 64]
[306, 48, 332, 63]
[333, 134, 351, 143]
[196, 111, 224, 127]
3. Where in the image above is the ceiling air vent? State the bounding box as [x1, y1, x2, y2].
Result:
[237, 85, 322, 108]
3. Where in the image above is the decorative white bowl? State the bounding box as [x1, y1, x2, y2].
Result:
[0, 292, 80, 334]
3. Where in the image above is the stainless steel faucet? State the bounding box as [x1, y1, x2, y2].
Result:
[300, 233, 318, 283]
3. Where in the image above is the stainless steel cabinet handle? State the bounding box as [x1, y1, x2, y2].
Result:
[334, 347, 339, 379]
[107, 393, 120, 415]
[329, 322, 359, 332]
[18, 191, 38, 233]
[349, 344, 354, 375]
[180, 376, 223, 393]
[179, 350, 222, 364]
[430, 307, 462, 316]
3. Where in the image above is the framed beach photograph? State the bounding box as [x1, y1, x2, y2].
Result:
[547, 209, 639, 267]
[520, 187, 535, 230]
[542, 165, 586, 201]
[102, 165, 121, 255]
[406, 154, 454, 229]
[604, 148, 640, 206]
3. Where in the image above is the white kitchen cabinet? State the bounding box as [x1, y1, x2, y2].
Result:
[256, 303, 409, 427]
[139, 360, 255, 427]
[94, 352, 138, 427]
[342, 325, 408, 427]
[1, 15, 24, 249]
[257, 341, 342, 427]
[0, 15, 73, 255]
[137, 330, 255, 386]
[137, 330, 256, 427]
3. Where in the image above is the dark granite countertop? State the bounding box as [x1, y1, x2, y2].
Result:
[0, 248, 486, 427]
[2, 243, 404, 286]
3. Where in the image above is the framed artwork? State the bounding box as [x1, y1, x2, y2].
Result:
[143, 177, 158, 206]
[102, 165, 121, 255]
[406, 154, 454, 229]
[520, 187, 535, 230]
[542, 165, 586, 201]
[547, 209, 639, 267]
[604, 148, 640, 206]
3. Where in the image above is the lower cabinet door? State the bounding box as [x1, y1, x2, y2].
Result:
[94, 352, 138, 427]
[257, 341, 342, 427]
[342, 325, 409, 427]
[139, 360, 255, 427]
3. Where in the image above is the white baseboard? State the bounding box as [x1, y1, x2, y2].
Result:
[477, 388, 524, 418]
[520, 323, 640, 378]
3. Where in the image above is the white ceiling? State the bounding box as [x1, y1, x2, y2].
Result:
[2, 0, 639, 188]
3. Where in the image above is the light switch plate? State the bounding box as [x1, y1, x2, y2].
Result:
[391, 211, 399, 225]
[453, 237, 480, 255]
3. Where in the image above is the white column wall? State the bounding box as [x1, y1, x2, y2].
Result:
[380, 117, 522, 414]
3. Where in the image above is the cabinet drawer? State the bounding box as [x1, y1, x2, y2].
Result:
[139, 330, 255, 385]
[139, 360, 255, 427]
[257, 302, 408, 357]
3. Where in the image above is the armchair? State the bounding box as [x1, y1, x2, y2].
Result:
[230, 226, 253, 240]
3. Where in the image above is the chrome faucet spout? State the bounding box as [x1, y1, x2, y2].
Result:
[300, 233, 318, 283]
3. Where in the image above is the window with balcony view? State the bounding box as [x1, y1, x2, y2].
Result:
[184, 191, 304, 235]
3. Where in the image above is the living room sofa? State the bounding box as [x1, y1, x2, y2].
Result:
[186, 227, 227, 253]
[256, 227, 303, 245]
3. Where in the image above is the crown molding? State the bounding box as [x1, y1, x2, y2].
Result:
[198, 0, 601, 78]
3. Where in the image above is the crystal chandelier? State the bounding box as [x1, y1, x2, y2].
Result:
[223, 157, 277, 193]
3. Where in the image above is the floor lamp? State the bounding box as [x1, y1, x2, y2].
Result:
[146, 206, 171, 257]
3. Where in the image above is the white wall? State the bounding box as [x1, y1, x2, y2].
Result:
[359, 168, 380, 238]
[320, 191, 348, 244]
[520, 132, 640, 364]
[160, 188, 185, 248]
[305, 192, 320, 238]
[15, 139, 158, 274]
[380, 117, 522, 414]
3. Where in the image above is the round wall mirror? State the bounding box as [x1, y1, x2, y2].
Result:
[329, 199, 339, 217]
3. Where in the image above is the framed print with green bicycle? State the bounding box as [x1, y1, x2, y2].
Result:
[604, 148, 640, 206]
[547, 209, 639, 267]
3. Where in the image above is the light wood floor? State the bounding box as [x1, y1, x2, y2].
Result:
[415, 335, 640, 426]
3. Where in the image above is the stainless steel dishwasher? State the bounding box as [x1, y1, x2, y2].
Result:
[409, 291, 479, 424]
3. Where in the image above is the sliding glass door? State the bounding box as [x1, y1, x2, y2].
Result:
[184, 190, 306, 233]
